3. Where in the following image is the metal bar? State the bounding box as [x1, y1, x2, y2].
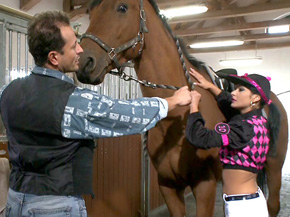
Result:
[17, 32, 21, 73]
[5, 23, 27, 34]
[140, 132, 150, 216]
[0, 136, 8, 142]
[0, 23, 6, 87]
[25, 34, 28, 75]
[8, 30, 12, 82]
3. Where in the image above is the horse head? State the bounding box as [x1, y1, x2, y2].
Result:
[77, 0, 148, 84]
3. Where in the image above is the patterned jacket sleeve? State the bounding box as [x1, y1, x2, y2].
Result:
[186, 112, 254, 150]
[61, 87, 168, 139]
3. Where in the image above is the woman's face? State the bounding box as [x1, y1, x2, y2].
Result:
[231, 85, 260, 114]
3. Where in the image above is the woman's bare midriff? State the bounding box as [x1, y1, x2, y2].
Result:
[222, 169, 258, 195]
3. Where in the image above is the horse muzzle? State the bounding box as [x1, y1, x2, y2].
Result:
[77, 51, 108, 84]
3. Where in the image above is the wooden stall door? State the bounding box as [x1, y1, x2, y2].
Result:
[84, 134, 142, 217]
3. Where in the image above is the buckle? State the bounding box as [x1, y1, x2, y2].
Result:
[108, 48, 116, 60]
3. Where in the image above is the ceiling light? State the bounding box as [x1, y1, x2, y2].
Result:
[267, 25, 290, 34]
[190, 39, 244, 49]
[160, 5, 208, 19]
[219, 57, 263, 67]
[266, 13, 290, 34]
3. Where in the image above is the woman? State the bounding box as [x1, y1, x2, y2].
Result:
[186, 68, 281, 217]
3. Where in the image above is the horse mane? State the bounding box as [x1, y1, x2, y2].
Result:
[148, 0, 204, 70]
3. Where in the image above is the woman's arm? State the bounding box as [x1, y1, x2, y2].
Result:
[186, 112, 223, 149]
[186, 111, 254, 150]
[189, 68, 239, 121]
[187, 90, 223, 149]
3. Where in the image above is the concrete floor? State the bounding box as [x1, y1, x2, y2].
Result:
[149, 174, 290, 217]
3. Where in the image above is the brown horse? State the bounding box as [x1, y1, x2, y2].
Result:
[76, 0, 288, 216]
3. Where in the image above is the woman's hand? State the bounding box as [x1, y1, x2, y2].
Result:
[189, 68, 213, 90]
[189, 90, 201, 113]
[189, 68, 222, 96]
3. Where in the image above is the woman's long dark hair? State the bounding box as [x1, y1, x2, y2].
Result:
[266, 102, 281, 156]
[249, 86, 281, 157]
[250, 87, 281, 193]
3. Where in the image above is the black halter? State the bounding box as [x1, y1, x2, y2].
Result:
[80, 0, 148, 75]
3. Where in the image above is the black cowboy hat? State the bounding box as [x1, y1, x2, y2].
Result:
[223, 73, 271, 105]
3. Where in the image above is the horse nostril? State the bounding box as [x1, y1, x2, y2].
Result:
[84, 56, 96, 74]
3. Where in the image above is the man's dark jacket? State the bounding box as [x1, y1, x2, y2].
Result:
[0, 73, 94, 196]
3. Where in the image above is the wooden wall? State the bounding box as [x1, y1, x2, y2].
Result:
[84, 135, 143, 217]
[0, 135, 144, 217]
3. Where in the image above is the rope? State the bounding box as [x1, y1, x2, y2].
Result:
[175, 38, 195, 90]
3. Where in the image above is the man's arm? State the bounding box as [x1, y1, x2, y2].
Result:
[61, 86, 191, 139]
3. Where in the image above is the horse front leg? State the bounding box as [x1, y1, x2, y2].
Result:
[191, 179, 217, 217]
[159, 184, 186, 217]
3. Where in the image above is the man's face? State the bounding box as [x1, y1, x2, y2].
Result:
[57, 25, 83, 73]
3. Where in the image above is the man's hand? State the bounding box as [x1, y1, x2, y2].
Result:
[165, 86, 192, 111]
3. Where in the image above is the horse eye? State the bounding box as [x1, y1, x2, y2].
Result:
[117, 4, 128, 13]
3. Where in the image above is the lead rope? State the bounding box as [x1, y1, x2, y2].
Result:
[110, 68, 181, 90]
[110, 38, 195, 91]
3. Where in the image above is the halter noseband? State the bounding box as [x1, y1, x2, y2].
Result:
[80, 0, 148, 75]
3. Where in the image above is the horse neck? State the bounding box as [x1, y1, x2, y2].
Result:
[134, 16, 189, 98]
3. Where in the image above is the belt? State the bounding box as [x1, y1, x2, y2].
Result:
[224, 192, 259, 201]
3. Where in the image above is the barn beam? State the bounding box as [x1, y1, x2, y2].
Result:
[156, 0, 201, 8]
[63, 0, 73, 13]
[63, 0, 89, 11]
[63, 0, 90, 20]
[175, 18, 290, 36]
[239, 32, 290, 42]
[68, 6, 88, 21]
[63, 0, 90, 21]
[188, 41, 290, 53]
[20, 0, 40, 11]
[187, 32, 290, 45]
[168, 1, 290, 24]
[71, 0, 89, 6]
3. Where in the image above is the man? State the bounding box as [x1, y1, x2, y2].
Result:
[0, 11, 191, 216]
